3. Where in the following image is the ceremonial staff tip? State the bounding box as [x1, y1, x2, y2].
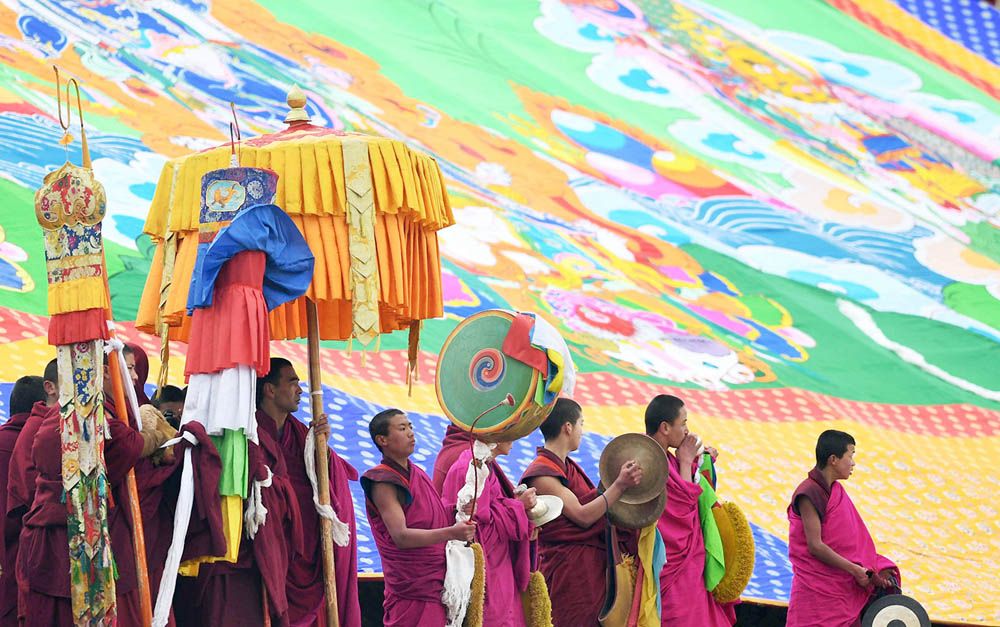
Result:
[284, 85, 311, 125]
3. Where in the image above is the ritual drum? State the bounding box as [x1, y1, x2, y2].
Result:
[435, 309, 560, 442]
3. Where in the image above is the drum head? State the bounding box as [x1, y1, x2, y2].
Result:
[436, 310, 551, 441]
[861, 594, 931, 627]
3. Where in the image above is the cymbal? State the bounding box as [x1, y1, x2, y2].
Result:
[599, 433, 668, 505]
[599, 481, 667, 530]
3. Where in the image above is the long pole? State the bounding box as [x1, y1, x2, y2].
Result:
[107, 345, 154, 626]
[306, 299, 340, 627]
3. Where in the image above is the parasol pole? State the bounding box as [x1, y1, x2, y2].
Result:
[306, 298, 340, 627]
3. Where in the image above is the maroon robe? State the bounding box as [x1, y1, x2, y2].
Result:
[361, 458, 449, 627]
[175, 422, 302, 627]
[0, 410, 30, 624]
[17, 405, 143, 626]
[5, 402, 51, 625]
[257, 411, 361, 627]
[431, 424, 472, 494]
[521, 447, 608, 627]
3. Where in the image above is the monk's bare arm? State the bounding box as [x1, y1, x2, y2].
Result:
[528, 475, 627, 528]
[799, 498, 870, 586]
[371, 482, 474, 549]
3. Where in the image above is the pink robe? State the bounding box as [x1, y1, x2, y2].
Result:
[361, 458, 449, 627]
[657, 452, 735, 626]
[787, 470, 898, 627]
[259, 412, 361, 627]
[441, 450, 532, 627]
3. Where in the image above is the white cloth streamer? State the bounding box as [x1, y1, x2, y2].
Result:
[304, 426, 350, 547]
[184, 365, 258, 443]
[443, 540, 476, 627]
[104, 336, 143, 431]
[244, 465, 273, 539]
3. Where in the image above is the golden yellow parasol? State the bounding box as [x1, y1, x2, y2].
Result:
[137, 87, 455, 626]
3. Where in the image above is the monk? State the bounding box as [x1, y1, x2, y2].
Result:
[174, 403, 303, 627]
[645, 394, 734, 626]
[361, 409, 475, 627]
[787, 430, 899, 627]
[256, 357, 361, 627]
[16, 347, 166, 626]
[432, 424, 473, 493]
[441, 437, 536, 626]
[0, 376, 46, 625]
[521, 398, 642, 626]
[5, 360, 57, 625]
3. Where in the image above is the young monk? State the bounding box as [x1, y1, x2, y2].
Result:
[17, 349, 166, 626]
[521, 398, 642, 626]
[787, 430, 899, 627]
[440, 437, 537, 626]
[361, 409, 475, 627]
[645, 394, 735, 626]
[256, 357, 361, 627]
[0, 376, 46, 624]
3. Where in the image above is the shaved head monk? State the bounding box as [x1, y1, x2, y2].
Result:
[361, 409, 475, 627]
[646, 394, 735, 626]
[787, 430, 899, 626]
[255, 357, 361, 627]
[521, 398, 642, 626]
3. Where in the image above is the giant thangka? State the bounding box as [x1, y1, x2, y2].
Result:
[0, 1, 998, 623]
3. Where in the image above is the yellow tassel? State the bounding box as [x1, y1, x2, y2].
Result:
[520, 570, 553, 627]
[712, 501, 756, 604]
[464, 542, 486, 627]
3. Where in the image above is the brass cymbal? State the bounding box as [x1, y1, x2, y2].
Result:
[599, 481, 667, 530]
[599, 433, 668, 505]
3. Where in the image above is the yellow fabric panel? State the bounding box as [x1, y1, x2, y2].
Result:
[177, 494, 242, 576]
[47, 275, 109, 315]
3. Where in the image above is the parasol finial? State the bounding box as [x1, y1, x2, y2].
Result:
[284, 85, 311, 125]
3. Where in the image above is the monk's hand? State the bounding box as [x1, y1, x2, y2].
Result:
[677, 435, 700, 465]
[872, 569, 894, 589]
[614, 459, 643, 488]
[704, 445, 719, 461]
[311, 414, 331, 441]
[517, 487, 537, 511]
[851, 565, 872, 588]
[449, 521, 476, 543]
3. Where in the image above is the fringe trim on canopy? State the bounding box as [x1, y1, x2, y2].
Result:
[463, 542, 485, 627]
[520, 570, 553, 627]
[711, 501, 755, 604]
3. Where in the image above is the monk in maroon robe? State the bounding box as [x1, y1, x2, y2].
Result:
[5, 360, 58, 625]
[174, 418, 303, 627]
[256, 357, 361, 627]
[17, 400, 145, 626]
[646, 394, 735, 626]
[361, 409, 475, 627]
[521, 399, 641, 627]
[0, 376, 46, 625]
[431, 424, 472, 494]
[787, 430, 899, 627]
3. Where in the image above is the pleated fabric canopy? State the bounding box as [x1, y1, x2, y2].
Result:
[136, 87, 454, 350]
